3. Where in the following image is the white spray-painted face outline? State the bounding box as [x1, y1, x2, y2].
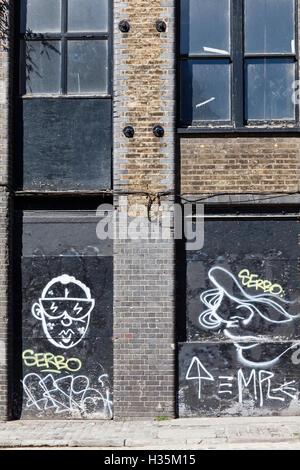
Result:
[31, 275, 95, 350]
[199, 267, 299, 367]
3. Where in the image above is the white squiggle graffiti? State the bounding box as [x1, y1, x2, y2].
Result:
[22, 373, 113, 418]
[198, 267, 299, 368]
[31, 275, 95, 349]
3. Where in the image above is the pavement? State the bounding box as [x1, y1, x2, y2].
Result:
[1, 416, 300, 449]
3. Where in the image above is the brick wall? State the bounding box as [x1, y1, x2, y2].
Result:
[0, 0, 11, 187]
[113, 0, 175, 194]
[113, 0, 176, 418]
[180, 137, 300, 196]
[0, 0, 12, 421]
[0, 189, 10, 421]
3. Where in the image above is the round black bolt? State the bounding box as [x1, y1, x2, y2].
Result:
[119, 20, 130, 33]
[153, 125, 165, 137]
[123, 126, 135, 138]
[156, 20, 167, 33]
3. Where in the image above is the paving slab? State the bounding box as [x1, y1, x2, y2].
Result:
[0, 416, 300, 449]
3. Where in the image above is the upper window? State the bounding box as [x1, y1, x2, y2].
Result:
[16, 0, 112, 192]
[20, 0, 109, 95]
[179, 0, 298, 129]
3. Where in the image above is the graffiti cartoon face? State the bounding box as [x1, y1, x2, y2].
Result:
[32, 275, 95, 349]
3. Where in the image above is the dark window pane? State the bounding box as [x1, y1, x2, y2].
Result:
[245, 59, 295, 120]
[21, 0, 61, 33]
[180, 0, 230, 55]
[245, 0, 295, 53]
[67, 40, 108, 94]
[21, 99, 112, 190]
[180, 59, 231, 122]
[21, 40, 61, 94]
[68, 0, 108, 32]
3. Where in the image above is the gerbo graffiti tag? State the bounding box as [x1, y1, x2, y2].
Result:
[238, 269, 284, 296]
[22, 349, 82, 374]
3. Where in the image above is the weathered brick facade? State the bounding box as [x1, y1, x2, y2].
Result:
[0, 0, 12, 421]
[0, 0, 299, 421]
[0, 189, 10, 421]
[113, 0, 176, 418]
[181, 137, 300, 195]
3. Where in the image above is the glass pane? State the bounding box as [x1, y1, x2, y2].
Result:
[21, 0, 61, 33]
[245, 59, 295, 120]
[68, 0, 108, 32]
[67, 40, 108, 94]
[180, 59, 231, 122]
[245, 0, 295, 53]
[180, 0, 230, 55]
[21, 40, 61, 94]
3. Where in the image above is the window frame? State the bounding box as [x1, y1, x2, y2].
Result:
[19, 0, 112, 98]
[177, 0, 300, 133]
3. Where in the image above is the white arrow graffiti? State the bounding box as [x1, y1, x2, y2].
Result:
[185, 356, 214, 399]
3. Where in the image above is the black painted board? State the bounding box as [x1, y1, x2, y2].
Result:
[22, 256, 113, 340]
[178, 342, 300, 417]
[19, 256, 113, 419]
[20, 98, 111, 190]
[186, 219, 300, 342]
[20, 338, 113, 419]
[22, 211, 113, 257]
